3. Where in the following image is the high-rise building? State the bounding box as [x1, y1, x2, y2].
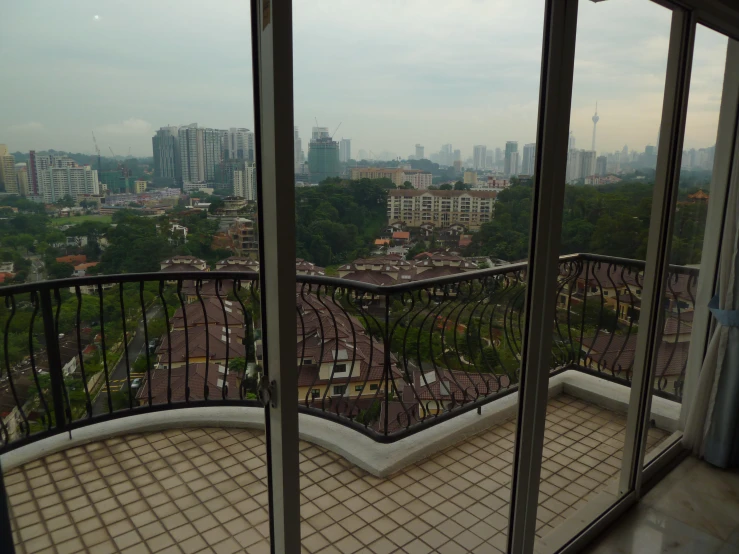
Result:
[521, 143, 536, 175]
[596, 155, 607, 176]
[14, 163, 29, 196]
[485, 152, 494, 169]
[473, 145, 487, 170]
[454, 149, 462, 162]
[38, 165, 99, 203]
[580, 150, 597, 179]
[0, 145, 17, 194]
[294, 127, 303, 171]
[227, 128, 255, 161]
[415, 144, 424, 160]
[339, 138, 352, 163]
[312, 127, 329, 140]
[179, 124, 224, 184]
[495, 148, 503, 165]
[569, 132, 576, 151]
[591, 103, 600, 152]
[308, 130, 340, 183]
[504, 141, 518, 175]
[152, 126, 181, 185]
[509, 152, 520, 176]
[440, 144, 453, 166]
[28, 151, 39, 195]
[233, 163, 257, 201]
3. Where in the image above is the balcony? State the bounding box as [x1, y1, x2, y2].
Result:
[0, 253, 693, 552]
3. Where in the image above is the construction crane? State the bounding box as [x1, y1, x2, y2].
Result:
[330, 122, 342, 139]
[109, 146, 115, 158]
[92, 132, 101, 174]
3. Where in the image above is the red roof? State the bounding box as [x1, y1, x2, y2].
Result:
[392, 231, 410, 240]
[56, 254, 87, 265]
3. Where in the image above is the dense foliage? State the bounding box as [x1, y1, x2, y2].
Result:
[295, 178, 389, 266]
[466, 181, 708, 265]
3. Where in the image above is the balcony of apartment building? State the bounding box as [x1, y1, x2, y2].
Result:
[0, 247, 730, 554]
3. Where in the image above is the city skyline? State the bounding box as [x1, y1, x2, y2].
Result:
[1, 0, 727, 157]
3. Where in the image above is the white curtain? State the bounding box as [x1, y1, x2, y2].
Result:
[683, 177, 739, 463]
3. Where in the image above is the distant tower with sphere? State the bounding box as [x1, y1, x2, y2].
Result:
[591, 102, 600, 152]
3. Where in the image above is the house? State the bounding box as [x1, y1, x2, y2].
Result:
[392, 231, 410, 243]
[295, 292, 403, 407]
[159, 255, 207, 271]
[295, 259, 325, 276]
[56, 254, 87, 265]
[215, 256, 260, 273]
[66, 236, 88, 247]
[73, 262, 99, 277]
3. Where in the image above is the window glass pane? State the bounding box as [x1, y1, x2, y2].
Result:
[645, 24, 728, 466]
[293, 0, 543, 550]
[536, 0, 673, 544]
[1, 1, 268, 550]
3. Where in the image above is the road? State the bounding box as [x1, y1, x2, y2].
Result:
[27, 256, 44, 282]
[92, 304, 161, 415]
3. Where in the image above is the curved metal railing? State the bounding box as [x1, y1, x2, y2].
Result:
[0, 254, 699, 453]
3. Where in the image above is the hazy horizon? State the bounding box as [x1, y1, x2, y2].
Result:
[1, 0, 727, 160]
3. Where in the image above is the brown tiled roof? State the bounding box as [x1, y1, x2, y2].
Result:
[136, 363, 241, 404]
[340, 271, 397, 286]
[160, 264, 204, 273]
[411, 369, 504, 403]
[171, 297, 246, 328]
[156, 326, 246, 366]
[581, 333, 689, 377]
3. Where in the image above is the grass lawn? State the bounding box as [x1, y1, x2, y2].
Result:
[50, 214, 113, 226]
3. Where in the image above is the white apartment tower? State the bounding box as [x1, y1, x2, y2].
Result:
[473, 145, 487, 170]
[227, 128, 255, 161]
[233, 163, 257, 201]
[38, 165, 99, 203]
[415, 144, 424, 160]
[521, 143, 536, 175]
[179, 124, 223, 184]
[294, 127, 304, 171]
[339, 139, 352, 163]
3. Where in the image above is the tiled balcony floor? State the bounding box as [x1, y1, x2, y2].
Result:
[4, 394, 669, 554]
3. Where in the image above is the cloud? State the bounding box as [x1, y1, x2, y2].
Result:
[97, 119, 153, 136]
[8, 122, 45, 132]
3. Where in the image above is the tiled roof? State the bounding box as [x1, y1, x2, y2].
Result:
[171, 297, 245, 328]
[136, 363, 241, 404]
[156, 326, 246, 366]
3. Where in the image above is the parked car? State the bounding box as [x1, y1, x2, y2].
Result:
[131, 378, 142, 389]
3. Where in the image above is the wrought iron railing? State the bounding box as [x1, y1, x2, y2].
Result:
[0, 254, 698, 453]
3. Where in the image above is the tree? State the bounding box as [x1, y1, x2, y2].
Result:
[54, 195, 76, 208]
[46, 261, 73, 280]
[439, 183, 453, 190]
[401, 181, 414, 190]
[454, 181, 470, 191]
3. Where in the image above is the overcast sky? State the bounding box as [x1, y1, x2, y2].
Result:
[0, 0, 727, 159]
